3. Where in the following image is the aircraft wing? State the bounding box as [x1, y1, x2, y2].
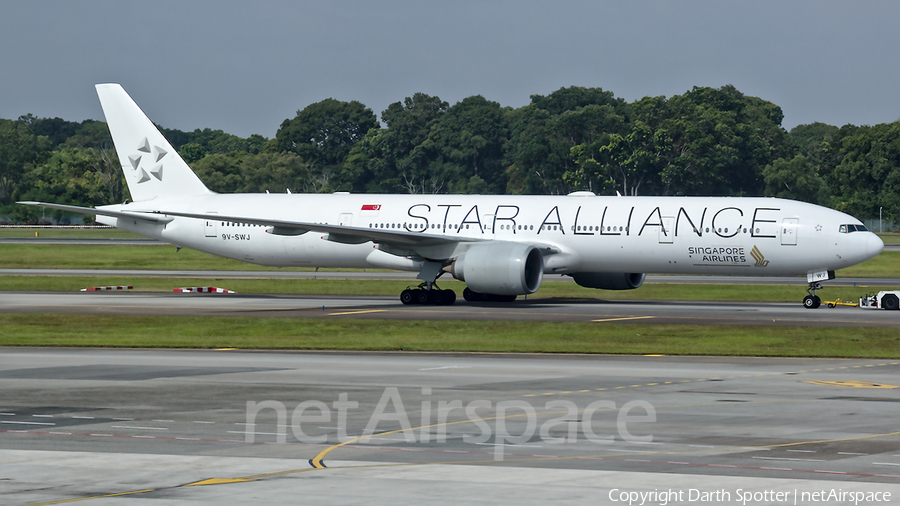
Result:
[17, 201, 173, 224]
[135, 209, 480, 248]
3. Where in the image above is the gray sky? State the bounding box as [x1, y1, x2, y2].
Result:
[2, 1, 899, 138]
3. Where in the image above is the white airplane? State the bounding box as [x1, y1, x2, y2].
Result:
[21, 84, 885, 308]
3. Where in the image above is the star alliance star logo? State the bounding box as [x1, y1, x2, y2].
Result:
[126, 137, 168, 184]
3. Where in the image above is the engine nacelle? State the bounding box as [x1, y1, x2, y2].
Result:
[570, 272, 645, 290]
[450, 243, 543, 295]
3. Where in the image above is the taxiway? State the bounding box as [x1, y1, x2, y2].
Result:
[2, 291, 899, 328]
[1, 348, 899, 504]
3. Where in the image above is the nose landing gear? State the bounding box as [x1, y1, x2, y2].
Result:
[803, 281, 823, 309]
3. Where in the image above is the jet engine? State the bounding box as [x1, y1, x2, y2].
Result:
[570, 272, 645, 290]
[450, 243, 543, 295]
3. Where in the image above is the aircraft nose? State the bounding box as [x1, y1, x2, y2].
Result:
[868, 233, 885, 258]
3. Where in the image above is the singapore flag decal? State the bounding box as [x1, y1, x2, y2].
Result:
[361, 204, 382, 211]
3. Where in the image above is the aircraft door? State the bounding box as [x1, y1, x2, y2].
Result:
[204, 212, 217, 238]
[659, 216, 675, 244]
[339, 213, 353, 227]
[781, 218, 799, 245]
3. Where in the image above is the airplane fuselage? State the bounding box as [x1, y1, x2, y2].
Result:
[99, 193, 881, 278]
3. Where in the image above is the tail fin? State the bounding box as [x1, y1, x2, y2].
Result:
[96, 84, 211, 202]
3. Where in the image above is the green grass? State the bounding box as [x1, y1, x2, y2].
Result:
[1, 242, 897, 278]
[0, 244, 385, 271]
[0, 227, 143, 239]
[878, 233, 900, 244]
[1, 314, 898, 358]
[837, 250, 900, 278]
[0, 244, 287, 270]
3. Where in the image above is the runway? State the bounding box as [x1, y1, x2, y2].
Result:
[1, 348, 899, 504]
[2, 291, 899, 327]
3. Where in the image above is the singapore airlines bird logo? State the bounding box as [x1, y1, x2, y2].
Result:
[751, 246, 769, 267]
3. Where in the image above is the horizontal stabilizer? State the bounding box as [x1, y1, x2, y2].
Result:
[17, 201, 173, 224]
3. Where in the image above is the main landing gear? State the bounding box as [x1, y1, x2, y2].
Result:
[399, 261, 456, 306]
[463, 287, 517, 303]
[803, 281, 823, 309]
[400, 283, 456, 306]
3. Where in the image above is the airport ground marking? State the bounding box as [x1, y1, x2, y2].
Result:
[803, 380, 899, 389]
[24, 489, 155, 506]
[519, 360, 900, 399]
[592, 316, 655, 323]
[185, 478, 252, 486]
[328, 309, 389, 316]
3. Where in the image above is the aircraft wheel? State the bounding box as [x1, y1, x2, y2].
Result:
[431, 290, 446, 305]
[463, 287, 477, 302]
[415, 289, 430, 305]
[803, 295, 820, 309]
[445, 290, 458, 305]
[882, 294, 899, 310]
[400, 289, 415, 305]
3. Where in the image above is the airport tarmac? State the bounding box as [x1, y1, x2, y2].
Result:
[2, 291, 899, 328]
[3, 268, 900, 287]
[1, 348, 899, 504]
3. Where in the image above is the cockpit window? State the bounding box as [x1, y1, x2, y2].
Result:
[839, 224, 868, 233]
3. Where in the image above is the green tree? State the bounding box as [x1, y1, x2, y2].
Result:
[583, 121, 671, 196]
[17, 148, 111, 223]
[63, 120, 113, 150]
[763, 154, 828, 205]
[0, 116, 52, 206]
[179, 143, 207, 164]
[658, 85, 788, 196]
[276, 98, 378, 189]
[427, 95, 509, 193]
[191, 152, 252, 193]
[344, 93, 448, 193]
[506, 87, 630, 194]
[827, 122, 900, 220]
[191, 151, 309, 194]
[789, 122, 839, 166]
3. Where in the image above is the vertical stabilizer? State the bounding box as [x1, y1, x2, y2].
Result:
[96, 84, 211, 202]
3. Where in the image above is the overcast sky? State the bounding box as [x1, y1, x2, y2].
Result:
[2, 1, 899, 138]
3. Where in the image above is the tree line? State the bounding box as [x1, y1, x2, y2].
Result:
[1, 85, 898, 224]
